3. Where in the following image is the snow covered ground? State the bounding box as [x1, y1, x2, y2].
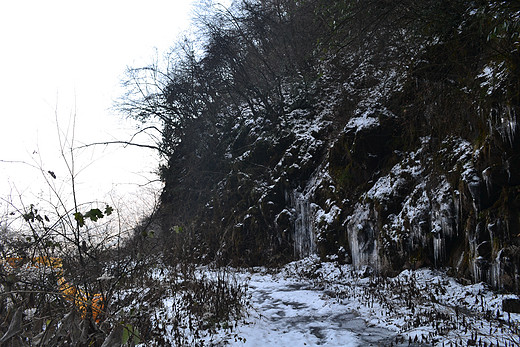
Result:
[211, 270, 396, 346]
[204, 257, 520, 346]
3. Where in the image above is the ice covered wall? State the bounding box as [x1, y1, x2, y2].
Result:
[323, 115, 520, 292]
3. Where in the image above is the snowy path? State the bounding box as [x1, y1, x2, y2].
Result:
[205, 258, 520, 347]
[226, 273, 400, 346]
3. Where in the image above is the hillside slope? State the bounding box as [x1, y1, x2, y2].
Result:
[124, 0, 520, 292]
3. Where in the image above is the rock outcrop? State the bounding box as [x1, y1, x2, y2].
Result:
[148, 0, 520, 292]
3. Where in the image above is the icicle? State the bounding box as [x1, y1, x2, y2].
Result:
[505, 160, 511, 183]
[454, 190, 461, 237]
[290, 164, 326, 258]
[433, 236, 445, 267]
[473, 257, 483, 283]
[292, 191, 316, 258]
[491, 249, 503, 289]
[346, 206, 380, 271]
[482, 167, 492, 197]
[503, 106, 517, 147]
[494, 106, 517, 147]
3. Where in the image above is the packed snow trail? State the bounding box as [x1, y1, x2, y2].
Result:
[221, 272, 401, 346]
[207, 258, 520, 347]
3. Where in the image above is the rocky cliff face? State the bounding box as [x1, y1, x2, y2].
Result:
[159, 85, 519, 292]
[142, 1, 520, 292]
[329, 121, 520, 292]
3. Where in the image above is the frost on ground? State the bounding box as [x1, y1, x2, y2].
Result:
[210, 268, 395, 346]
[205, 257, 520, 347]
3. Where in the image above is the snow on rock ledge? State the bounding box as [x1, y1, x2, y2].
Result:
[345, 138, 463, 274]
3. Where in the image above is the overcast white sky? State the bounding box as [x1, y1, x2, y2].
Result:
[0, 0, 214, 216]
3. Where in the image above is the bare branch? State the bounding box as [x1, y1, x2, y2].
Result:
[0, 160, 39, 170]
[75, 140, 168, 156]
